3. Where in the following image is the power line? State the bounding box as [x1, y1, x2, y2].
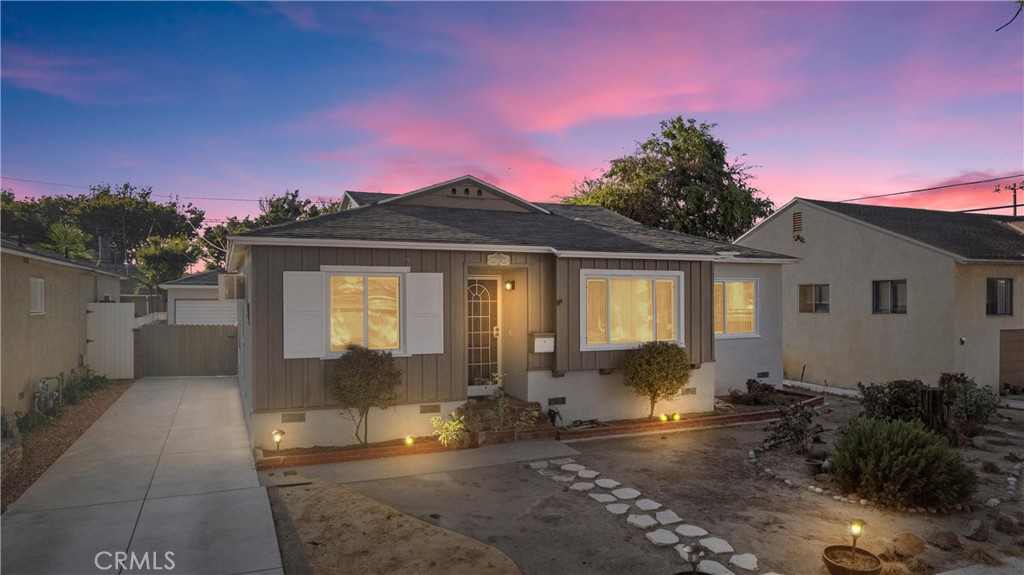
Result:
[839, 174, 1024, 203]
[959, 203, 1023, 213]
[1, 176, 91, 189]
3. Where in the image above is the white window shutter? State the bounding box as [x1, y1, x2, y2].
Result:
[283, 271, 325, 359]
[406, 273, 444, 355]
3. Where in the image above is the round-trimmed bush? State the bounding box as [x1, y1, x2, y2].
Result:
[622, 341, 691, 421]
[832, 417, 976, 508]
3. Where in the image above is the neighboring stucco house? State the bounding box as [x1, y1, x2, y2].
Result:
[737, 198, 1024, 391]
[226, 176, 792, 449]
[0, 235, 123, 420]
[159, 268, 241, 325]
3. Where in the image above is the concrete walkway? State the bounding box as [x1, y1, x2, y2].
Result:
[1, 376, 282, 575]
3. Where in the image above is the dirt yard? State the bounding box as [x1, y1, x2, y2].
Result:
[276, 397, 1024, 574]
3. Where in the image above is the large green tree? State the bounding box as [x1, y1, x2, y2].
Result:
[134, 235, 201, 294]
[563, 117, 774, 242]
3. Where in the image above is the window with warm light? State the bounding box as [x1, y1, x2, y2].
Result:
[581, 271, 681, 350]
[329, 274, 401, 352]
[714, 280, 757, 336]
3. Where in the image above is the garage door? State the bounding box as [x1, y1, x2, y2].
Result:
[1001, 329, 1024, 389]
[175, 300, 239, 325]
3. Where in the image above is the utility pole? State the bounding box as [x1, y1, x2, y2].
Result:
[995, 181, 1022, 216]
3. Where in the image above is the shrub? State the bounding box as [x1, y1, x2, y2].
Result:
[513, 407, 541, 440]
[622, 341, 692, 421]
[832, 418, 976, 508]
[763, 403, 824, 453]
[858, 380, 925, 422]
[14, 411, 53, 434]
[939, 373, 999, 437]
[330, 345, 403, 445]
[728, 379, 777, 405]
[431, 412, 470, 448]
[489, 385, 512, 430]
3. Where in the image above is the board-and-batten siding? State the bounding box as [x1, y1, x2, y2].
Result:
[553, 258, 713, 374]
[249, 245, 712, 413]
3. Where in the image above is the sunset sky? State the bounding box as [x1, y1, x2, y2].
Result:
[2, 1, 1022, 224]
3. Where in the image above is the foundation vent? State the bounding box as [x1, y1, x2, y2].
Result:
[757, 372, 770, 379]
[547, 397, 566, 405]
[419, 404, 441, 414]
[681, 387, 697, 396]
[281, 412, 306, 423]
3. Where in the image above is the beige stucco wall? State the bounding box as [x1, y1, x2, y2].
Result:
[739, 201, 959, 389]
[953, 263, 1024, 388]
[1, 251, 121, 415]
[713, 262, 785, 395]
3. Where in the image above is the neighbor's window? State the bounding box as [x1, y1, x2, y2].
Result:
[872, 280, 907, 314]
[986, 278, 1013, 316]
[583, 272, 679, 349]
[714, 280, 757, 336]
[799, 284, 830, 314]
[30, 278, 45, 315]
[329, 274, 401, 351]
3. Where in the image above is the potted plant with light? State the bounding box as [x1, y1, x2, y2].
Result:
[822, 520, 882, 575]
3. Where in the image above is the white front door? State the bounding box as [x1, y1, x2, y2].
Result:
[467, 277, 501, 397]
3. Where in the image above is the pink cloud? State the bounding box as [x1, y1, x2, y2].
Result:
[1, 45, 129, 104]
[268, 2, 323, 31]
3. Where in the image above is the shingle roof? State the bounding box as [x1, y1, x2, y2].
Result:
[803, 199, 1024, 261]
[160, 268, 225, 287]
[235, 201, 791, 260]
[344, 191, 396, 207]
[0, 234, 124, 277]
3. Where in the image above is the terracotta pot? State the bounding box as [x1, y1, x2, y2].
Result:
[804, 458, 824, 474]
[822, 545, 882, 575]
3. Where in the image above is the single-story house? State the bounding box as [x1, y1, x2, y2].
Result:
[0, 234, 123, 421]
[226, 176, 792, 449]
[159, 268, 241, 325]
[736, 198, 1024, 391]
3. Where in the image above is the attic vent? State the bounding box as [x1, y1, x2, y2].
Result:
[464, 187, 470, 195]
[792, 212, 803, 233]
[219, 274, 246, 300]
[451, 188, 457, 195]
[476, 188, 482, 196]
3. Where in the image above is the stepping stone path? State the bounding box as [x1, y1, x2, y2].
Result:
[533, 458, 760, 573]
[646, 529, 679, 546]
[627, 514, 659, 529]
[635, 499, 661, 511]
[676, 524, 709, 537]
[612, 487, 641, 500]
[606, 503, 631, 515]
[656, 510, 683, 525]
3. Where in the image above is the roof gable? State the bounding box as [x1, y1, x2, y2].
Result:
[378, 175, 550, 214]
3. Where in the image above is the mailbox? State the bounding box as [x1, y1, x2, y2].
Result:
[530, 332, 555, 353]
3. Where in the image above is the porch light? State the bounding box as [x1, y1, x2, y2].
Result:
[405, 435, 415, 445]
[504, 280, 516, 292]
[849, 520, 864, 561]
[271, 429, 285, 451]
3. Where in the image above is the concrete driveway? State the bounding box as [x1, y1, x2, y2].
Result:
[1, 376, 282, 575]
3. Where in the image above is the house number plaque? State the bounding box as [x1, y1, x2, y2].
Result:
[487, 252, 511, 266]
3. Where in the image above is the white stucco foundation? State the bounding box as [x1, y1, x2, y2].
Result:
[525, 363, 716, 424]
[251, 400, 465, 450]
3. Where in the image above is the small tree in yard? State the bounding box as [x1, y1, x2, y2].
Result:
[623, 341, 691, 421]
[330, 345, 402, 445]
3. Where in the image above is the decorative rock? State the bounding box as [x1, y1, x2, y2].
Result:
[552, 475, 575, 483]
[954, 503, 963, 511]
[995, 512, 1021, 534]
[927, 530, 962, 551]
[645, 528, 680, 546]
[561, 463, 586, 472]
[762, 467, 772, 475]
[697, 560, 735, 575]
[783, 479, 793, 486]
[528, 461, 548, 470]
[729, 553, 759, 571]
[963, 519, 989, 542]
[548, 458, 575, 465]
[627, 514, 659, 529]
[833, 495, 842, 501]
[537, 469, 559, 477]
[569, 482, 595, 492]
[814, 487, 824, 494]
[577, 469, 600, 479]
[656, 509, 683, 525]
[915, 506, 926, 513]
[676, 524, 709, 537]
[612, 487, 641, 500]
[986, 498, 1001, 508]
[635, 499, 661, 511]
[748, 450, 756, 459]
[595, 478, 621, 489]
[699, 537, 734, 554]
[859, 499, 868, 506]
[589, 493, 617, 503]
[606, 503, 631, 515]
[821, 457, 834, 472]
[892, 532, 925, 557]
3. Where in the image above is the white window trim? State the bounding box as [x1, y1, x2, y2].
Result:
[714, 278, 760, 339]
[30, 278, 45, 315]
[322, 267, 410, 358]
[579, 269, 685, 352]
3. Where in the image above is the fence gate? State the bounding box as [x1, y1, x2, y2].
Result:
[86, 302, 136, 379]
[139, 324, 238, 377]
